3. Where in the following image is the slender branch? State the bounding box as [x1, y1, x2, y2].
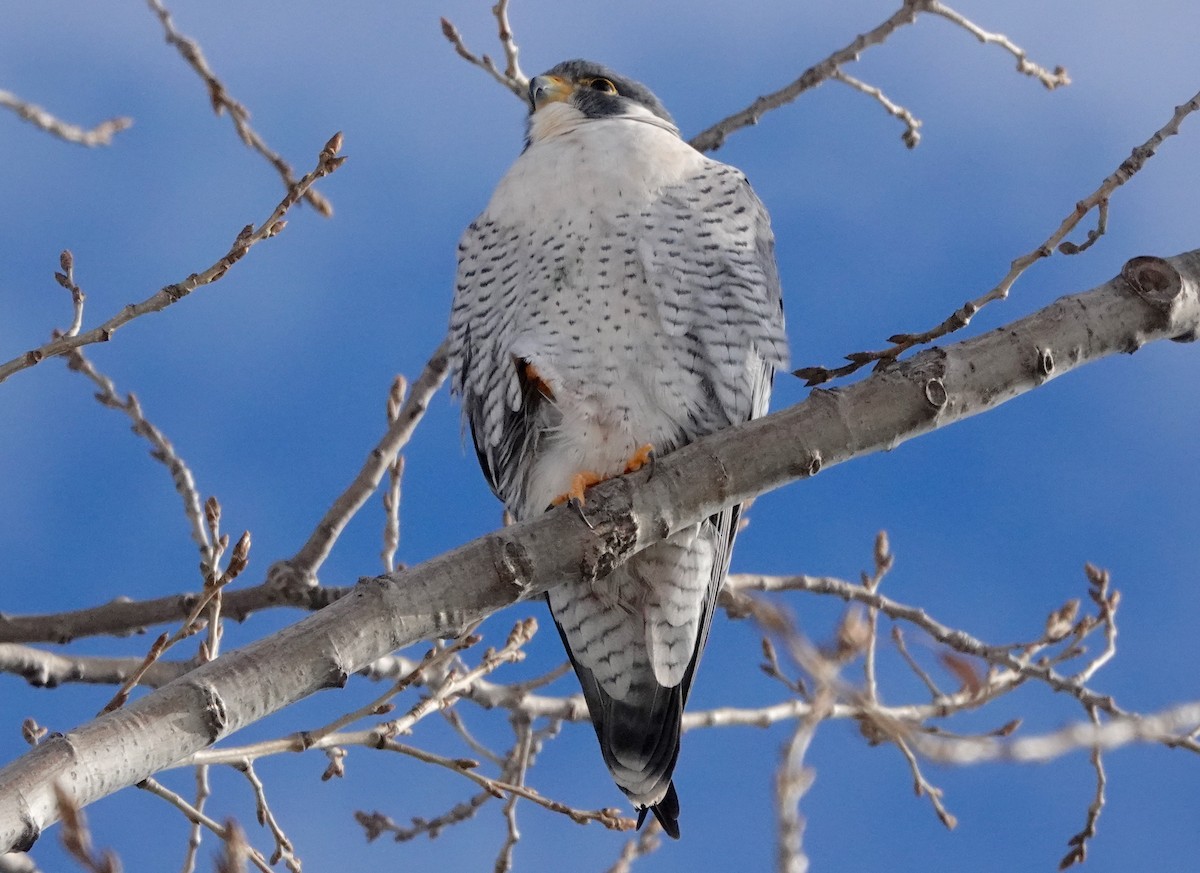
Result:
[0, 89, 131, 147]
[180, 765, 211, 873]
[732, 569, 1124, 716]
[64, 349, 209, 556]
[137, 778, 272, 873]
[893, 735, 957, 828]
[356, 791, 494, 843]
[274, 340, 450, 586]
[0, 335, 448, 650]
[604, 819, 663, 873]
[689, 1, 925, 153]
[143, 0, 333, 215]
[382, 375, 408, 573]
[234, 762, 300, 873]
[440, 15, 528, 100]
[491, 0, 525, 85]
[53, 251, 85, 337]
[0, 133, 346, 386]
[384, 740, 632, 831]
[690, 0, 1064, 153]
[912, 699, 1200, 763]
[796, 88, 1200, 385]
[924, 0, 1070, 90]
[99, 531, 249, 714]
[831, 70, 921, 148]
[493, 717, 532, 873]
[1059, 710, 1106, 870]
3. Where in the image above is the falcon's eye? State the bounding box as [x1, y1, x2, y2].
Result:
[588, 77, 617, 94]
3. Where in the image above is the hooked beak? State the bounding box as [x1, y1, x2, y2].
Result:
[529, 74, 573, 111]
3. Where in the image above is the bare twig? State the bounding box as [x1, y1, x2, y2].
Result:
[277, 340, 450, 586]
[891, 627, 943, 698]
[356, 791, 494, 843]
[443, 709, 505, 766]
[795, 88, 1200, 385]
[861, 532, 893, 703]
[493, 717, 532, 873]
[0, 89, 131, 147]
[53, 251, 86, 337]
[385, 740, 633, 831]
[894, 734, 957, 828]
[64, 349, 209, 556]
[913, 699, 1200, 763]
[235, 762, 301, 873]
[729, 569, 1125, 716]
[1059, 710, 1107, 870]
[137, 778, 272, 873]
[143, 0, 333, 215]
[690, 0, 1063, 153]
[382, 376, 408, 573]
[689, 2, 925, 153]
[99, 531, 250, 714]
[440, 7, 529, 101]
[776, 688, 832, 873]
[180, 765, 211, 873]
[0, 342, 446, 647]
[492, 0, 525, 85]
[832, 70, 922, 148]
[604, 818, 663, 873]
[54, 785, 120, 873]
[924, 0, 1070, 90]
[305, 623, 484, 746]
[0, 132, 346, 386]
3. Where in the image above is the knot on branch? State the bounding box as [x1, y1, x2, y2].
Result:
[264, 560, 318, 604]
[493, 537, 535, 594]
[577, 480, 640, 584]
[1121, 256, 1181, 309]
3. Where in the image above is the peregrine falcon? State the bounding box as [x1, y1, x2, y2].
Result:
[448, 59, 788, 837]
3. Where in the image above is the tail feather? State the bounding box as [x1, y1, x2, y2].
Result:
[545, 510, 739, 838]
[637, 783, 681, 838]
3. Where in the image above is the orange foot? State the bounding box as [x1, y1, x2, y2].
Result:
[551, 470, 605, 507]
[550, 445, 656, 508]
[624, 443, 654, 473]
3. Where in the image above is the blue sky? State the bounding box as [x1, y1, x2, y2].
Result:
[2, 1, 1199, 870]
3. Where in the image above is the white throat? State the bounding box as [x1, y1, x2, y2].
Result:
[527, 101, 680, 145]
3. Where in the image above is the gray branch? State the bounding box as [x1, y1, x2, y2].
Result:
[1, 249, 1197, 853]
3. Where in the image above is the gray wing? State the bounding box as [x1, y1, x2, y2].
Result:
[447, 218, 556, 509]
[643, 160, 787, 434]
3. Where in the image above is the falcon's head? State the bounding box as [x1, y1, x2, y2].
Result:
[525, 59, 678, 145]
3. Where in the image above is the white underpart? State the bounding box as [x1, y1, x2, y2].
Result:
[450, 99, 787, 704]
[490, 104, 709, 517]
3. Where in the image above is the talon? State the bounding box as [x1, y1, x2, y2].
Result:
[624, 443, 654, 474]
[551, 470, 605, 507]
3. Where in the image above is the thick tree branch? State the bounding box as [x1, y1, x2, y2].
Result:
[1, 249, 1197, 852]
